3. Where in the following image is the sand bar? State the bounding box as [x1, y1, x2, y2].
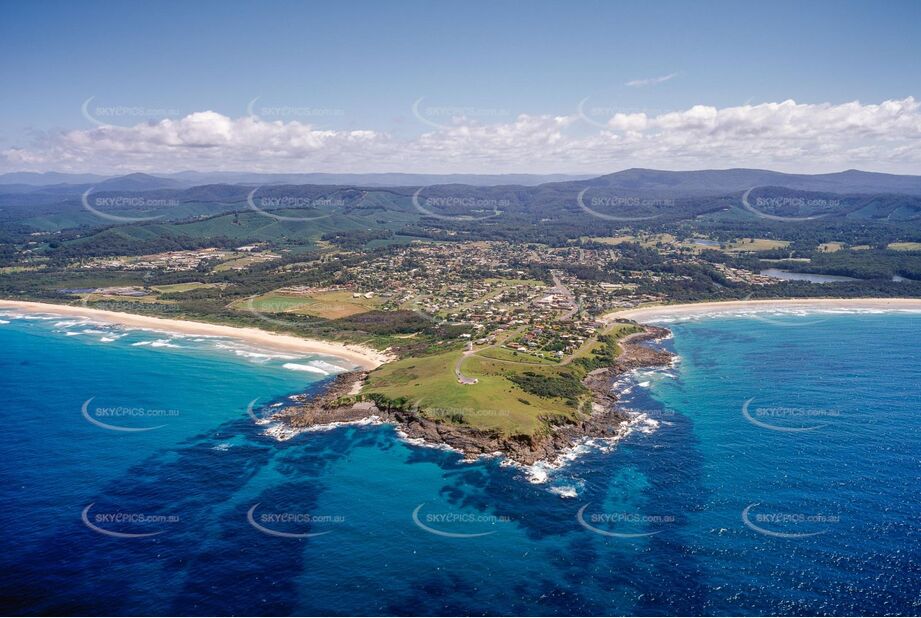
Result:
[604, 297, 921, 323]
[0, 300, 392, 370]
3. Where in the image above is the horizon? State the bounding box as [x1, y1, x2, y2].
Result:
[4, 166, 920, 183]
[2, 3, 921, 616]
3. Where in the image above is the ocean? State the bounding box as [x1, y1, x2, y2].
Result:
[0, 309, 919, 616]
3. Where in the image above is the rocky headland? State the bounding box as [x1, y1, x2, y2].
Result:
[271, 324, 674, 466]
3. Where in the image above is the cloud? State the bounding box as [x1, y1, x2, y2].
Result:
[625, 73, 678, 88]
[3, 98, 920, 174]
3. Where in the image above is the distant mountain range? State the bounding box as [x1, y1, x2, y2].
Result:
[549, 168, 921, 197]
[3, 167, 921, 233]
[3, 168, 920, 196]
[0, 171, 596, 189]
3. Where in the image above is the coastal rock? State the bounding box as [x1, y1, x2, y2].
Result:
[276, 325, 675, 467]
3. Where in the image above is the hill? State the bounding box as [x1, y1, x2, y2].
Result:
[550, 168, 921, 197]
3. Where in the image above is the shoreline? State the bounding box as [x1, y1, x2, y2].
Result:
[264, 297, 921, 472]
[271, 325, 675, 470]
[603, 297, 921, 323]
[0, 300, 392, 370]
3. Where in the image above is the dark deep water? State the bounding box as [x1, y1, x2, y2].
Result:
[1, 310, 919, 616]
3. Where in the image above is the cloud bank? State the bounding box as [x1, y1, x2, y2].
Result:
[4, 98, 920, 174]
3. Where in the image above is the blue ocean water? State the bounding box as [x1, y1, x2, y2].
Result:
[0, 309, 919, 616]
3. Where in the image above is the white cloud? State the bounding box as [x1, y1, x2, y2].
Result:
[3, 98, 920, 174]
[625, 73, 678, 88]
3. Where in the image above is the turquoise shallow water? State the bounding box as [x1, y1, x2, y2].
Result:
[0, 309, 919, 616]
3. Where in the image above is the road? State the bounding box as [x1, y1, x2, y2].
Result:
[551, 271, 579, 321]
[454, 341, 478, 384]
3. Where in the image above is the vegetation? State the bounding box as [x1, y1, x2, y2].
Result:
[3, 170, 921, 439]
[364, 350, 577, 435]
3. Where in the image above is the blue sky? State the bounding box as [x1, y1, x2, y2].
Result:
[1, 0, 919, 174]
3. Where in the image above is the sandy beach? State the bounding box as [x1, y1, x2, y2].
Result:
[0, 300, 392, 370]
[604, 297, 921, 323]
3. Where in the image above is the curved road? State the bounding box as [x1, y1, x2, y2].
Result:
[454, 342, 478, 384]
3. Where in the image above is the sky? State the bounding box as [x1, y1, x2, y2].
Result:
[1, 0, 919, 175]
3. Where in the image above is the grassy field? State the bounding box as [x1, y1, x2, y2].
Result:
[241, 294, 311, 312]
[364, 349, 576, 435]
[363, 321, 643, 436]
[888, 242, 921, 251]
[722, 238, 790, 252]
[0, 265, 47, 274]
[212, 253, 277, 272]
[289, 291, 383, 319]
[818, 242, 844, 252]
[589, 234, 791, 254]
[238, 290, 382, 319]
[476, 345, 558, 365]
[588, 234, 646, 246]
[151, 282, 216, 294]
[79, 293, 165, 304]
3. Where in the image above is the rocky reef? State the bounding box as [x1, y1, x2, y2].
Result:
[273, 324, 674, 466]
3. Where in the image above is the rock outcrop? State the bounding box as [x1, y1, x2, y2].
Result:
[274, 324, 674, 466]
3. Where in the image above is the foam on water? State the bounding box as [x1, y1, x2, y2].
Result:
[213, 341, 299, 362]
[260, 415, 384, 441]
[1, 310, 919, 616]
[149, 339, 181, 348]
[645, 304, 921, 325]
[548, 485, 579, 498]
[282, 362, 329, 374]
[309, 359, 352, 373]
[54, 319, 91, 328]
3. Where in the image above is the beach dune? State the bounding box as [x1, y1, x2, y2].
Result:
[0, 300, 392, 370]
